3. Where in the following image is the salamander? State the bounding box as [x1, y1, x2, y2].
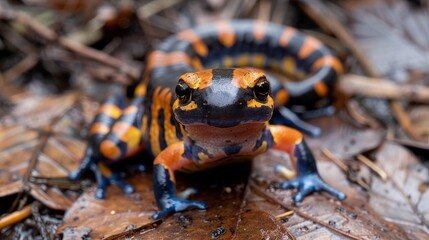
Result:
[70, 20, 346, 219]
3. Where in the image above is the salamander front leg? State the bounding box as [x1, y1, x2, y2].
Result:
[152, 142, 208, 219]
[269, 125, 346, 202]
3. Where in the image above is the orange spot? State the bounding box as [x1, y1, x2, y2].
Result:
[216, 21, 236, 47]
[312, 56, 343, 74]
[100, 140, 121, 160]
[247, 98, 274, 109]
[98, 104, 122, 119]
[142, 115, 148, 136]
[314, 82, 328, 97]
[279, 27, 297, 47]
[253, 21, 267, 41]
[97, 163, 112, 177]
[274, 89, 289, 107]
[111, 121, 141, 152]
[192, 58, 203, 70]
[298, 36, 321, 59]
[177, 30, 208, 57]
[180, 69, 213, 89]
[89, 122, 110, 136]
[134, 82, 146, 96]
[232, 68, 266, 89]
[143, 51, 193, 86]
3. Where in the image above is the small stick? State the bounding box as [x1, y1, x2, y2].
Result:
[3, 54, 39, 82]
[275, 210, 294, 219]
[0, 7, 139, 82]
[321, 148, 370, 190]
[356, 155, 387, 182]
[321, 148, 348, 172]
[0, 205, 31, 229]
[340, 74, 429, 103]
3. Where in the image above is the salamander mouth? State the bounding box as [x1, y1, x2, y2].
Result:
[176, 112, 272, 128]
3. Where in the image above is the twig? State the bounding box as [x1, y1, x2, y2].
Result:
[390, 101, 424, 141]
[3, 54, 39, 82]
[355, 155, 387, 181]
[275, 210, 294, 219]
[321, 148, 370, 190]
[0, 7, 139, 83]
[249, 181, 361, 240]
[0, 205, 31, 230]
[340, 74, 429, 103]
[321, 148, 348, 172]
[345, 100, 381, 129]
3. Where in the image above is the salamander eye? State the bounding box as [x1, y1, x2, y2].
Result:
[175, 80, 193, 104]
[254, 77, 270, 101]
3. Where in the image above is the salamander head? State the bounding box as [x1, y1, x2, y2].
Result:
[172, 68, 274, 128]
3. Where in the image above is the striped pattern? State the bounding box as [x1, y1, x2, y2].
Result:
[93, 20, 342, 162]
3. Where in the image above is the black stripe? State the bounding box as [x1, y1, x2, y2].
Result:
[157, 109, 168, 151]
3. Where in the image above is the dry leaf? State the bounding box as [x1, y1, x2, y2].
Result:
[370, 142, 429, 239]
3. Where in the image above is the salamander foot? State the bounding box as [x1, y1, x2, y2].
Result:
[279, 173, 346, 202]
[152, 197, 208, 219]
[91, 166, 135, 199]
[69, 154, 135, 199]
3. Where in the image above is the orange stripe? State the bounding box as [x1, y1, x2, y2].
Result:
[143, 51, 193, 88]
[180, 69, 213, 89]
[253, 21, 267, 41]
[279, 27, 296, 47]
[97, 163, 112, 177]
[232, 68, 265, 89]
[314, 82, 328, 97]
[98, 104, 122, 119]
[163, 91, 178, 146]
[89, 122, 110, 136]
[123, 105, 138, 115]
[312, 56, 343, 74]
[177, 30, 208, 57]
[149, 87, 163, 155]
[100, 140, 121, 160]
[146, 51, 193, 72]
[274, 89, 289, 107]
[298, 36, 321, 59]
[216, 21, 236, 47]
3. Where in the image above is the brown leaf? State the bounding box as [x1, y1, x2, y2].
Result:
[0, 91, 93, 210]
[369, 142, 429, 239]
[249, 145, 409, 239]
[58, 157, 290, 239]
[58, 174, 156, 239]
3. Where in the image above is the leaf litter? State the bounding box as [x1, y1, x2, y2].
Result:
[1, 0, 429, 239]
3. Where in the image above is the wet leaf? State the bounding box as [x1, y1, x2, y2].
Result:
[248, 135, 409, 239]
[58, 162, 275, 239]
[58, 173, 156, 239]
[369, 142, 429, 239]
[0, 91, 94, 210]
